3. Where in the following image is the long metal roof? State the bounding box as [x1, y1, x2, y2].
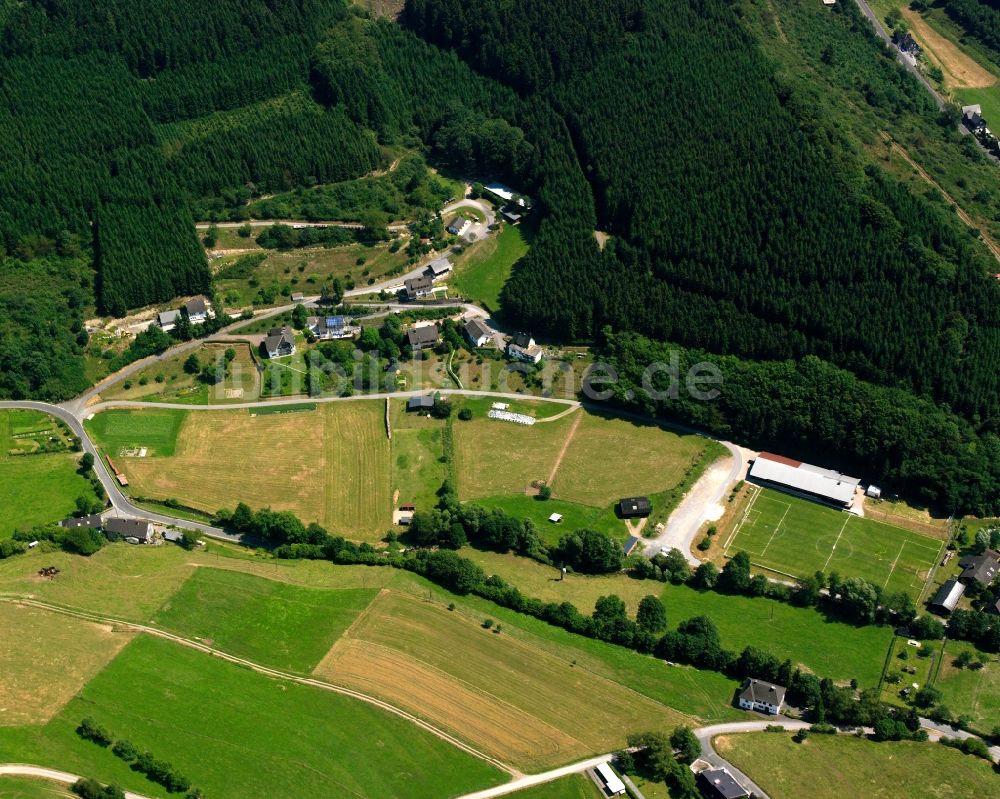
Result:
[749, 452, 859, 505]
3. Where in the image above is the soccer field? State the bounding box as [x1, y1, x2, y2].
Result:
[726, 487, 943, 597]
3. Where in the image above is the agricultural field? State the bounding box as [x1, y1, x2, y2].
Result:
[508, 774, 603, 798]
[464, 550, 893, 685]
[99, 342, 260, 405]
[0, 602, 133, 727]
[313, 589, 695, 771]
[716, 731, 1000, 799]
[150, 568, 378, 672]
[452, 220, 531, 311]
[390, 401, 448, 510]
[0, 410, 98, 537]
[725, 487, 943, 597]
[0, 635, 505, 799]
[932, 640, 1000, 735]
[92, 402, 392, 537]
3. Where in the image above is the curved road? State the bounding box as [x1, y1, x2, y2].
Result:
[0, 765, 156, 799]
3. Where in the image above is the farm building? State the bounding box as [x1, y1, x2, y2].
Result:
[104, 517, 155, 544]
[623, 535, 642, 556]
[426, 257, 453, 280]
[617, 496, 651, 519]
[507, 332, 543, 363]
[406, 324, 440, 350]
[403, 275, 434, 300]
[748, 452, 859, 509]
[60, 513, 104, 530]
[406, 395, 435, 412]
[929, 579, 965, 615]
[737, 678, 786, 715]
[464, 317, 492, 348]
[593, 763, 625, 797]
[183, 296, 212, 324]
[697, 768, 750, 799]
[447, 216, 471, 236]
[958, 551, 999, 587]
[157, 309, 179, 332]
[262, 327, 296, 359]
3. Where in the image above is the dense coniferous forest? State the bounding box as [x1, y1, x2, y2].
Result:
[941, 0, 1000, 55]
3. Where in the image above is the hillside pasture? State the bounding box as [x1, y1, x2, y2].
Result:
[726, 487, 942, 596]
[716, 731, 1000, 799]
[452, 220, 531, 311]
[0, 635, 504, 799]
[314, 590, 693, 770]
[150, 567, 378, 672]
[108, 402, 391, 537]
[0, 776, 73, 798]
[0, 602, 132, 727]
[932, 640, 1000, 735]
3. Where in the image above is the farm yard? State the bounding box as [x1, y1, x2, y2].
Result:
[715, 731, 1000, 799]
[0, 410, 98, 537]
[725, 486, 943, 597]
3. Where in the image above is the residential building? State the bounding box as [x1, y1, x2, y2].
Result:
[426, 257, 453, 280]
[183, 296, 212, 325]
[737, 678, 786, 715]
[406, 324, 440, 351]
[748, 452, 859, 509]
[929, 579, 965, 615]
[60, 513, 104, 530]
[963, 104, 984, 131]
[464, 317, 493, 348]
[262, 326, 296, 359]
[959, 551, 999, 586]
[157, 309, 180, 332]
[404, 275, 434, 300]
[697, 768, 750, 799]
[593, 763, 625, 797]
[447, 216, 471, 236]
[104, 517, 154, 544]
[307, 315, 354, 340]
[507, 332, 543, 364]
[618, 497, 651, 519]
[406, 395, 435, 412]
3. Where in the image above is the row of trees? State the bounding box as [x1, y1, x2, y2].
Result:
[942, 0, 1000, 57]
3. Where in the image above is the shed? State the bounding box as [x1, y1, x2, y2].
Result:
[291, 292, 305, 302]
[617, 497, 651, 518]
[623, 535, 641, 556]
[865, 485, 882, 499]
[593, 763, 625, 797]
[929, 579, 965, 615]
[406, 395, 435, 412]
[548, 513, 563, 524]
[426, 257, 453, 279]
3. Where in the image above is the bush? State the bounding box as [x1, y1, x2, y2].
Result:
[112, 739, 139, 762]
[72, 779, 126, 799]
[537, 485, 552, 501]
[76, 718, 113, 747]
[482, 618, 494, 629]
[697, 536, 711, 551]
[457, 407, 473, 420]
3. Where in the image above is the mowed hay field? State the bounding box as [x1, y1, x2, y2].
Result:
[0, 602, 132, 727]
[0, 635, 504, 799]
[727, 487, 943, 596]
[110, 401, 391, 537]
[716, 731, 1000, 799]
[314, 590, 693, 770]
[150, 567, 378, 672]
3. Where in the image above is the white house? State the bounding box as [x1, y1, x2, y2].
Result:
[447, 216, 471, 237]
[262, 326, 296, 359]
[506, 332, 542, 364]
[404, 275, 434, 300]
[157, 309, 180, 332]
[464, 317, 492, 348]
[184, 296, 213, 325]
[737, 678, 786, 715]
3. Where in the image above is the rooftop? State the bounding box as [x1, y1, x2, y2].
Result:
[959, 551, 999, 586]
[407, 324, 440, 346]
[738, 678, 786, 706]
[749, 452, 859, 506]
[930, 579, 965, 613]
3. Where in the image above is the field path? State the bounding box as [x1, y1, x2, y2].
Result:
[0, 764, 156, 799]
[545, 409, 582, 486]
[0, 597, 519, 778]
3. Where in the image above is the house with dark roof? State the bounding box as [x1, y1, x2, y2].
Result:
[697, 768, 750, 799]
[963, 104, 984, 131]
[406, 395, 435, 412]
[959, 550, 999, 586]
[157, 309, 180, 332]
[464, 317, 493, 348]
[104, 517, 154, 544]
[406, 324, 440, 351]
[623, 535, 642, 556]
[506, 332, 542, 364]
[183, 296, 212, 325]
[404, 275, 434, 300]
[929, 579, 965, 615]
[447, 217, 471, 237]
[60, 513, 104, 530]
[261, 326, 296, 359]
[426, 257, 453, 280]
[737, 678, 786, 715]
[617, 497, 651, 519]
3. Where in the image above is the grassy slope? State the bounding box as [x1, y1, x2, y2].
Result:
[717, 731, 999, 799]
[0, 635, 505, 799]
[0, 411, 99, 538]
[149, 567, 378, 672]
[933, 640, 1000, 734]
[508, 774, 603, 798]
[464, 550, 892, 685]
[452, 220, 531, 311]
[0, 777, 73, 798]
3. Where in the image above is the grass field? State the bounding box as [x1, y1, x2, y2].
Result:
[933, 640, 1000, 735]
[0, 411, 99, 537]
[85, 409, 187, 457]
[0, 635, 505, 799]
[105, 402, 391, 537]
[0, 602, 132, 727]
[314, 589, 694, 770]
[149, 568, 378, 672]
[508, 775, 603, 798]
[0, 777, 73, 798]
[717, 731, 1000, 799]
[452, 221, 531, 311]
[726, 487, 943, 596]
[464, 550, 892, 685]
[472, 494, 621, 543]
[390, 402, 448, 510]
